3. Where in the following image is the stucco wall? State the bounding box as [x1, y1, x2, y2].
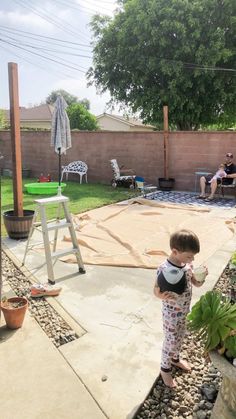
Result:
[0, 130, 236, 191]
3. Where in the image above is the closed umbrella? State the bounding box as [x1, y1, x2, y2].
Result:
[51, 95, 71, 195]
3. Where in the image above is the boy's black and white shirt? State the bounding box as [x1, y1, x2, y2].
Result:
[156, 259, 193, 311]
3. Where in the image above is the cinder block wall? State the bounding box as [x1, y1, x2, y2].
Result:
[0, 130, 236, 191]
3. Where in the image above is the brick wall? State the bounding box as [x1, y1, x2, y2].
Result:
[0, 130, 236, 191]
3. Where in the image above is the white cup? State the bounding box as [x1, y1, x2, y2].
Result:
[194, 266, 207, 283]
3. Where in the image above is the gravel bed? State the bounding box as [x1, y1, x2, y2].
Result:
[135, 269, 232, 419]
[1, 251, 78, 347]
[1, 250, 233, 417]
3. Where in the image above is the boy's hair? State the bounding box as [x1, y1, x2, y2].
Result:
[170, 229, 200, 253]
[219, 163, 225, 169]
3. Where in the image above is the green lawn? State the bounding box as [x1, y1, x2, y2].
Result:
[1, 177, 137, 234]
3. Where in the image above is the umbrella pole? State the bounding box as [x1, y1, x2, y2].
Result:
[58, 147, 62, 196]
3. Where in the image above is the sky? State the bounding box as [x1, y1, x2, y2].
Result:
[0, 0, 120, 115]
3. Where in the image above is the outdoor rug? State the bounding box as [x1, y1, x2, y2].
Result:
[147, 191, 236, 209]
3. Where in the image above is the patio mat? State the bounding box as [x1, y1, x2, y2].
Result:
[59, 199, 236, 269]
[148, 191, 236, 208]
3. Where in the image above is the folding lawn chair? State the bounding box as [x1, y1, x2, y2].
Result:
[110, 159, 136, 188]
[135, 176, 157, 197]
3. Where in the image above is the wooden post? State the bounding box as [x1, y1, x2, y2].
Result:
[163, 105, 169, 180]
[8, 62, 23, 217]
[0, 154, 3, 312]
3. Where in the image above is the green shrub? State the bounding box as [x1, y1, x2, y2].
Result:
[187, 291, 236, 354]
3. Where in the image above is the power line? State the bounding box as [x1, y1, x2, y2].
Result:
[163, 58, 236, 74]
[54, 0, 116, 15]
[0, 43, 73, 79]
[0, 32, 92, 61]
[0, 25, 92, 48]
[13, 0, 90, 42]
[0, 38, 87, 74]
[78, 0, 117, 13]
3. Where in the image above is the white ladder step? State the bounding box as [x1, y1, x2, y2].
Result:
[51, 247, 79, 258]
[34, 195, 69, 205]
[46, 221, 72, 231]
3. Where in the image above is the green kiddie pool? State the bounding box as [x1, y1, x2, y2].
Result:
[24, 182, 67, 195]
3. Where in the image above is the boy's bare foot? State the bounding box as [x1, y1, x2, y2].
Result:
[160, 371, 176, 388]
[171, 359, 191, 372]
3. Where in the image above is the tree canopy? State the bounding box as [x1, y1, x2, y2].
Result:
[67, 103, 98, 131]
[46, 89, 90, 109]
[88, 0, 236, 130]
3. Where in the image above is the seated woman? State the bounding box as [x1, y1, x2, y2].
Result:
[197, 152, 235, 201]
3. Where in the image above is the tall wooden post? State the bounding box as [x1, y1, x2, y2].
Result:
[8, 62, 23, 216]
[0, 153, 3, 314]
[163, 105, 169, 180]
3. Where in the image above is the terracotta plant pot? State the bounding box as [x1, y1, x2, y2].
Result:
[3, 209, 34, 239]
[210, 350, 236, 418]
[0, 297, 28, 329]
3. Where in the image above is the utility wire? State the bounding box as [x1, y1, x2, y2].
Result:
[163, 58, 236, 73]
[0, 32, 92, 61]
[0, 38, 87, 74]
[77, 0, 117, 13]
[54, 0, 116, 15]
[0, 25, 92, 49]
[4, 25, 233, 73]
[0, 43, 73, 79]
[13, 0, 90, 42]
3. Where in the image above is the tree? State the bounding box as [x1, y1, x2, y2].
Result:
[88, 0, 236, 130]
[67, 103, 98, 130]
[46, 89, 78, 106]
[46, 90, 90, 109]
[0, 109, 6, 128]
[79, 98, 90, 110]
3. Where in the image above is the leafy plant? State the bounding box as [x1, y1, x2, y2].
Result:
[224, 333, 236, 358]
[230, 251, 236, 268]
[187, 291, 236, 353]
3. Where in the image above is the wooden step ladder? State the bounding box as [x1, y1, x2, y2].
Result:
[22, 195, 85, 284]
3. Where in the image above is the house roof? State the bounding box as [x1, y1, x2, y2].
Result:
[96, 113, 155, 129]
[5, 104, 54, 121]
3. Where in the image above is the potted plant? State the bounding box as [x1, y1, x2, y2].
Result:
[187, 290, 236, 418]
[0, 296, 28, 329]
[158, 105, 175, 191]
[3, 63, 34, 239]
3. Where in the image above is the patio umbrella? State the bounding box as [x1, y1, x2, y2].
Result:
[51, 95, 71, 195]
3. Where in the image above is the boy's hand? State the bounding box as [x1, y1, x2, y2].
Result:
[160, 291, 177, 300]
[154, 285, 177, 300]
[192, 265, 208, 287]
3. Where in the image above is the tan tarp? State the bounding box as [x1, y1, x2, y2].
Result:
[59, 199, 235, 269]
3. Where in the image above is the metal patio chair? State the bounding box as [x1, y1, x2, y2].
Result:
[217, 177, 236, 198]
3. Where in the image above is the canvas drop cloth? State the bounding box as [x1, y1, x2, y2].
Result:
[58, 199, 235, 269]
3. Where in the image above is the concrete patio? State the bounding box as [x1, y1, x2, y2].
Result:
[1, 202, 236, 419]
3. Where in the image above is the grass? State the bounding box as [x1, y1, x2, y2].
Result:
[1, 177, 137, 235]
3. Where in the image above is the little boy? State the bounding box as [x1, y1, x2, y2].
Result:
[153, 229, 207, 388]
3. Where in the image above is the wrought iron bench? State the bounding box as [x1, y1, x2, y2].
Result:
[61, 161, 88, 184]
